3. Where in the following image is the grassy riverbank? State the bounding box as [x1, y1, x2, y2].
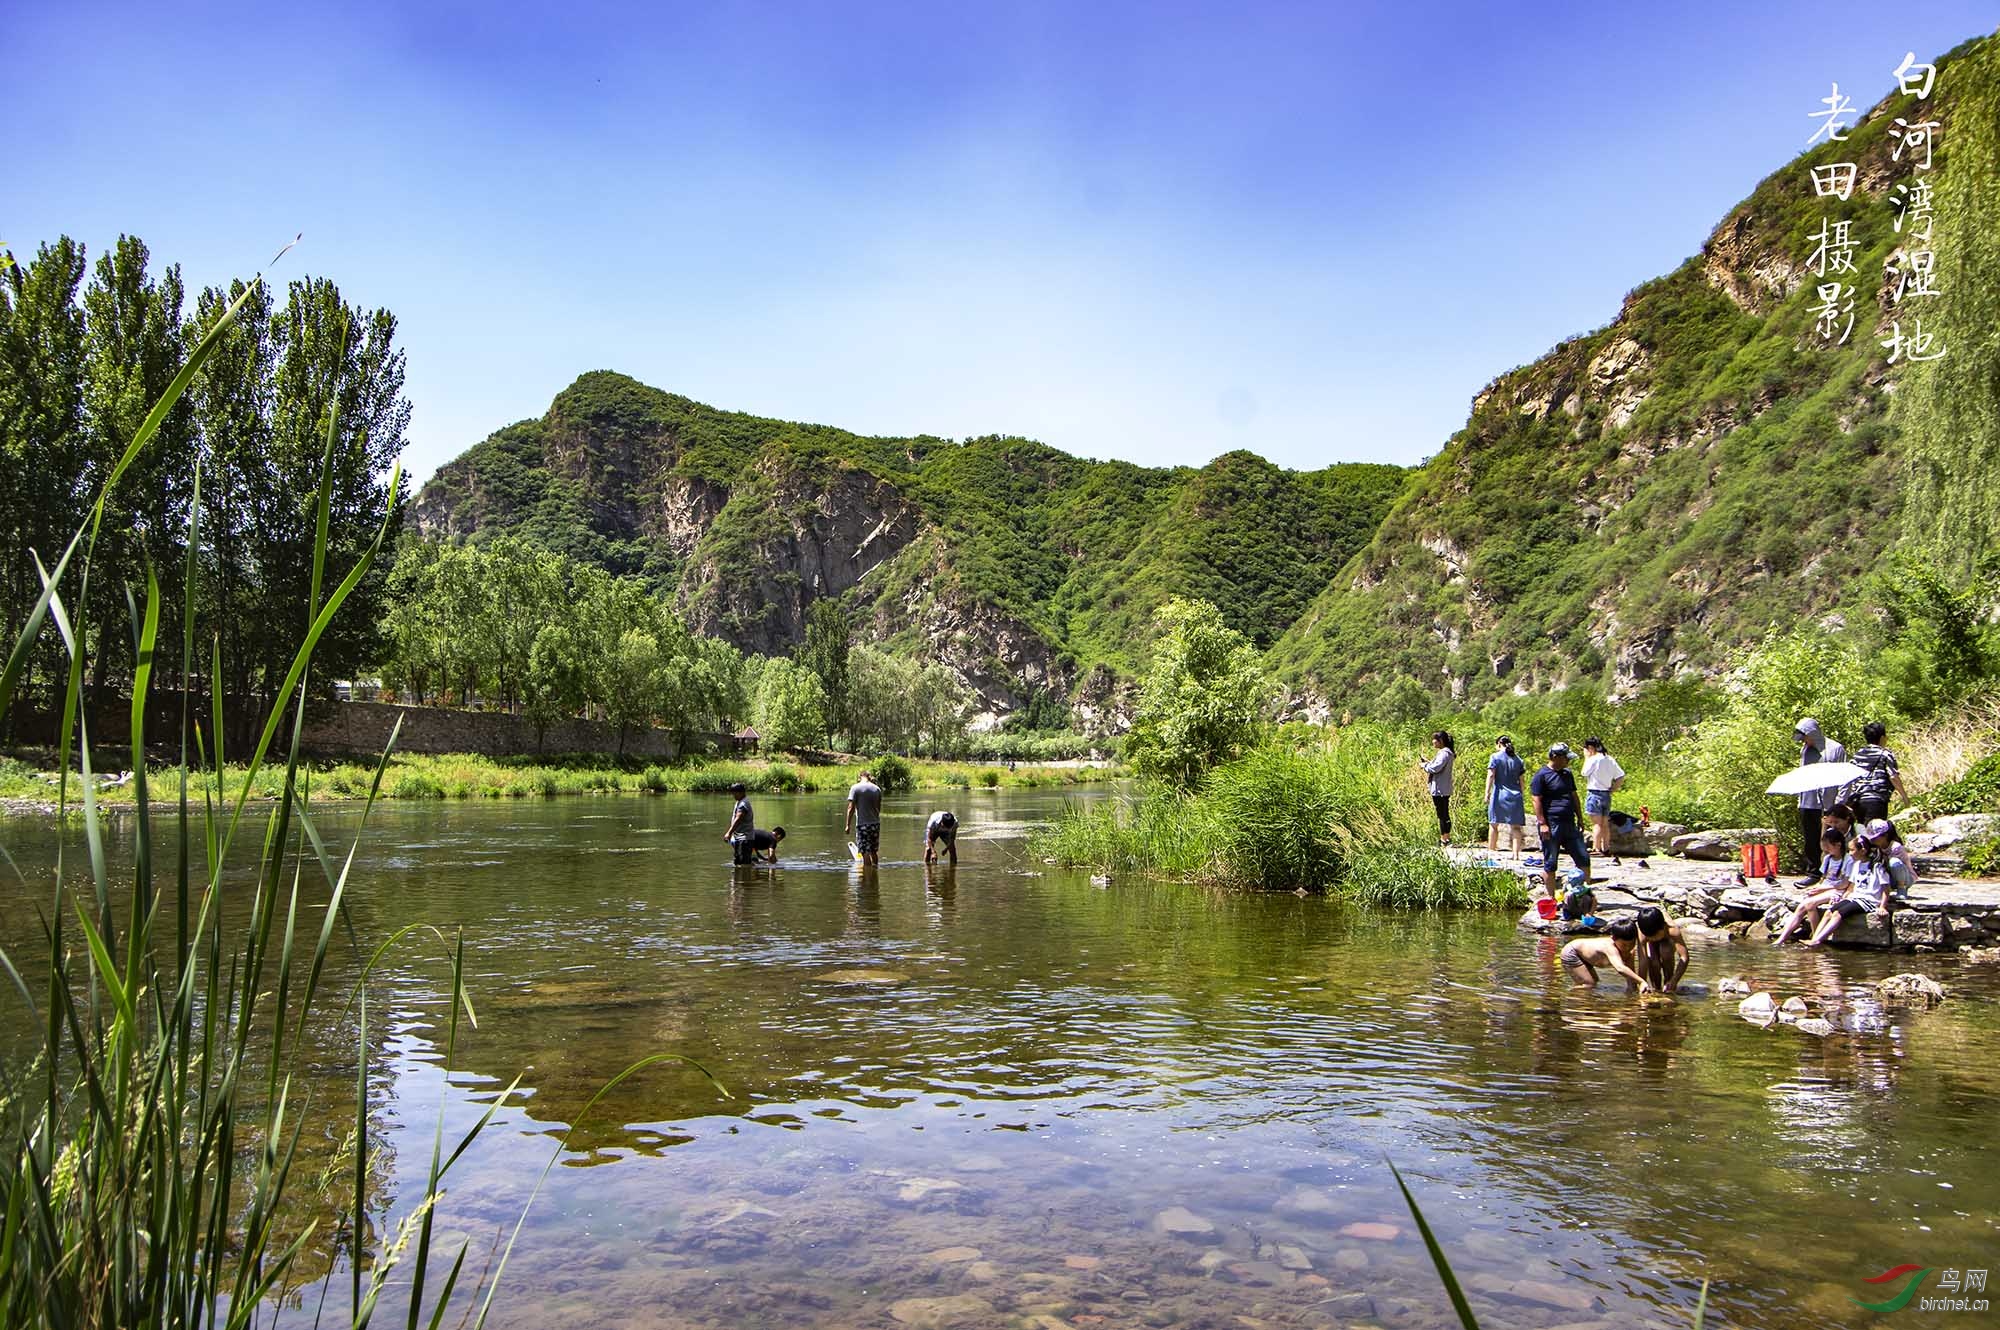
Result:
[0, 749, 1118, 810]
[1033, 724, 1520, 905]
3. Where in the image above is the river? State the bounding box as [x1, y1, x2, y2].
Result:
[2, 787, 1996, 1329]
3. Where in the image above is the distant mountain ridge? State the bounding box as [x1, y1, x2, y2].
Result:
[412, 374, 1407, 725]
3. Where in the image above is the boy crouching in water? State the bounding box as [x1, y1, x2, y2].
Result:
[1559, 919, 1651, 991]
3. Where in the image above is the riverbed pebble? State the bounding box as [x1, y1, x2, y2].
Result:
[888, 1293, 994, 1326]
[1152, 1206, 1219, 1241]
[1337, 1221, 1400, 1241]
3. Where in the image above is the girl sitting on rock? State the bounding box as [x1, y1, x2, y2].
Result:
[1771, 828, 1851, 945]
[1804, 821, 1902, 947]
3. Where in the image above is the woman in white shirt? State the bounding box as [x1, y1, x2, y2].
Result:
[1580, 737, 1626, 861]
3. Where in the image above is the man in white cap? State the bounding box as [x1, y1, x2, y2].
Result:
[1792, 719, 1845, 885]
[1530, 742, 1592, 901]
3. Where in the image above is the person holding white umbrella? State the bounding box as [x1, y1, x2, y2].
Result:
[1792, 719, 1845, 885]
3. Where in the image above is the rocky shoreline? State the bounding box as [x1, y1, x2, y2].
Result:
[1461, 815, 2000, 955]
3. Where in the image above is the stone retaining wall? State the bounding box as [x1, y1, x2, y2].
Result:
[7, 690, 724, 762]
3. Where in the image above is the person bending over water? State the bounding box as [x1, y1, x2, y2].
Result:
[1560, 920, 1650, 991]
[924, 809, 958, 866]
[740, 826, 785, 863]
[1635, 906, 1688, 994]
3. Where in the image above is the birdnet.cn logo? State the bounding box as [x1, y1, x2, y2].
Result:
[1852, 1264, 1990, 1314]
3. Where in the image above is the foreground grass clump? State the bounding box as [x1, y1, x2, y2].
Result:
[1035, 725, 1519, 905]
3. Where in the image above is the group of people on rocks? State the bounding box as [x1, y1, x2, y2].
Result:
[1774, 717, 1916, 943]
[721, 771, 960, 868]
[1420, 714, 1923, 988]
[1421, 731, 1636, 900]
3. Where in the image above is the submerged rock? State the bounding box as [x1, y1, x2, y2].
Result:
[1151, 1206, 1218, 1241]
[1337, 1221, 1400, 1241]
[888, 1294, 995, 1326]
[896, 1177, 965, 1204]
[1797, 1017, 1836, 1037]
[815, 968, 910, 985]
[1738, 992, 1778, 1026]
[1876, 973, 1947, 1007]
[925, 1246, 982, 1263]
[1779, 995, 1808, 1015]
[1272, 1185, 1339, 1220]
[1718, 976, 1752, 995]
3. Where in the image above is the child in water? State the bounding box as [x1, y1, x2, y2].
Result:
[1559, 919, 1650, 991]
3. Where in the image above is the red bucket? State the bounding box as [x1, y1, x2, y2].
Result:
[1536, 897, 1559, 920]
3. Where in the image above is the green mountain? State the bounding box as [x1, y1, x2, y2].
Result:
[1269, 31, 2000, 712]
[413, 374, 1407, 723]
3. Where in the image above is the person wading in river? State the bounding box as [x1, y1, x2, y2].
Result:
[723, 782, 756, 865]
[846, 769, 884, 868]
[1635, 906, 1689, 993]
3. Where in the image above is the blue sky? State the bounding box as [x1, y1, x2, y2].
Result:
[6, 2, 1994, 483]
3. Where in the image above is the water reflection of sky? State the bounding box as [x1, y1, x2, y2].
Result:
[4, 790, 1997, 1330]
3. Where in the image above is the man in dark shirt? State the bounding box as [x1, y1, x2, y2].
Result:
[724, 782, 756, 865]
[742, 826, 785, 863]
[1531, 743, 1592, 901]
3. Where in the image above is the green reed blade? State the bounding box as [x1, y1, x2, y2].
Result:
[1692, 1277, 1710, 1327]
[424, 1243, 471, 1330]
[1389, 1159, 1483, 1330]
[0, 527, 83, 723]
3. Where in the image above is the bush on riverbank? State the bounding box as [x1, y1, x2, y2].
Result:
[1033, 724, 1520, 905]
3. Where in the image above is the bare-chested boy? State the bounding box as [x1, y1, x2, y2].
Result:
[1558, 919, 1651, 991]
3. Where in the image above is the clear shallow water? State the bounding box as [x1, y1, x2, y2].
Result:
[4, 788, 1998, 1329]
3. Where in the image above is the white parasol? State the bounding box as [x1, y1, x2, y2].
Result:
[1764, 760, 1868, 797]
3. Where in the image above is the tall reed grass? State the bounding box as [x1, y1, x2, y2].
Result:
[0, 277, 717, 1328]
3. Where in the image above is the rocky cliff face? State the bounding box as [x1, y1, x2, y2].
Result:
[681, 453, 921, 653]
[411, 375, 1405, 727]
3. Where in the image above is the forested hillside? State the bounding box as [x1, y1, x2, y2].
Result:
[414, 375, 1405, 721]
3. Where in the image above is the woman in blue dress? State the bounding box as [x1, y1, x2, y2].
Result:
[1485, 735, 1527, 860]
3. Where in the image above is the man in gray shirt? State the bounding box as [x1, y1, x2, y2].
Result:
[846, 770, 884, 867]
[1793, 718, 1845, 885]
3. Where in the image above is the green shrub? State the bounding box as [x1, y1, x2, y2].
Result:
[979, 769, 1002, 787]
[390, 771, 446, 799]
[762, 763, 803, 793]
[639, 765, 671, 791]
[873, 753, 915, 793]
[1928, 751, 2000, 814]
